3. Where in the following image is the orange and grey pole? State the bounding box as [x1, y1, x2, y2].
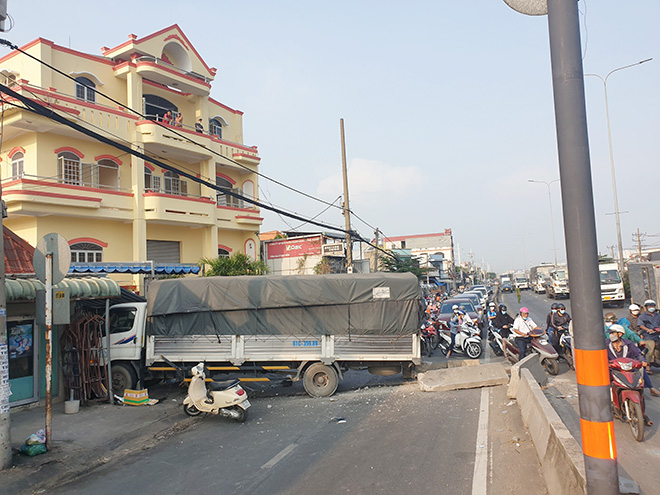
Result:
[547, 0, 618, 493]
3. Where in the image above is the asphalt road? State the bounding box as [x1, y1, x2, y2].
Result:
[51, 377, 546, 495]
[501, 290, 660, 494]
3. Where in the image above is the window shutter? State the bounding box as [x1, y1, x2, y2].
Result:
[152, 176, 161, 192]
[180, 180, 187, 196]
[147, 240, 180, 263]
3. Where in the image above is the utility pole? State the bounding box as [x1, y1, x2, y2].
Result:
[339, 118, 352, 273]
[547, 0, 618, 492]
[633, 228, 645, 261]
[374, 228, 380, 272]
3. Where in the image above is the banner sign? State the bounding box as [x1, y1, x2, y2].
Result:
[267, 236, 323, 260]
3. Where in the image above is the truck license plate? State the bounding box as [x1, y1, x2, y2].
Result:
[604, 296, 611, 300]
[239, 400, 251, 409]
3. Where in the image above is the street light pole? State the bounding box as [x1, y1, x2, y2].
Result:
[585, 58, 652, 276]
[529, 179, 560, 266]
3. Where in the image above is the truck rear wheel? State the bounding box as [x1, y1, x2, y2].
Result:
[112, 363, 137, 396]
[303, 363, 339, 397]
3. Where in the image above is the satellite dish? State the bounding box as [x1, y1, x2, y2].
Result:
[503, 0, 548, 16]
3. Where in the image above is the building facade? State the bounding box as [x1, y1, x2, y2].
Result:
[0, 25, 262, 292]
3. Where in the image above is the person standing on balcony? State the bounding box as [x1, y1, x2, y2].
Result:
[175, 113, 183, 127]
[163, 110, 173, 125]
[195, 118, 204, 133]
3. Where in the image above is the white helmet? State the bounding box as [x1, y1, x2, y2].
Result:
[452, 304, 459, 310]
[644, 299, 657, 307]
[629, 303, 640, 312]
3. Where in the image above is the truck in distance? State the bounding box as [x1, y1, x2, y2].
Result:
[599, 261, 625, 307]
[530, 263, 555, 294]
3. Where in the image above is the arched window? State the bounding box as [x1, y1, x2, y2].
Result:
[218, 248, 230, 258]
[209, 118, 223, 138]
[70, 242, 103, 263]
[216, 176, 242, 208]
[57, 151, 81, 185]
[245, 239, 256, 261]
[143, 94, 178, 122]
[97, 159, 119, 189]
[75, 76, 96, 103]
[242, 180, 254, 201]
[11, 152, 24, 179]
[144, 166, 161, 192]
[163, 170, 186, 196]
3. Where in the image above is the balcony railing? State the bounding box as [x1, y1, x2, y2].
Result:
[57, 157, 124, 190]
[217, 187, 244, 209]
[134, 55, 212, 84]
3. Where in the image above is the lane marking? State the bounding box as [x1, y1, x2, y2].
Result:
[471, 387, 490, 495]
[261, 443, 297, 469]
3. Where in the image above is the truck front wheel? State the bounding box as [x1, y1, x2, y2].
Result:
[112, 363, 137, 396]
[303, 363, 339, 397]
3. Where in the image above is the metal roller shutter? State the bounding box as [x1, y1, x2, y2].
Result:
[147, 240, 180, 263]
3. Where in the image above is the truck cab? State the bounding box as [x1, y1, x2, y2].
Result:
[105, 302, 148, 393]
[545, 268, 569, 299]
[599, 262, 625, 307]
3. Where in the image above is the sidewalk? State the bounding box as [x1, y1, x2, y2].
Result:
[0, 384, 197, 495]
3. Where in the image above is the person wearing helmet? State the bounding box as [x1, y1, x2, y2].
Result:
[621, 303, 643, 337]
[638, 300, 660, 365]
[548, 303, 571, 351]
[607, 325, 660, 402]
[512, 307, 541, 359]
[487, 302, 497, 328]
[448, 307, 473, 358]
[604, 312, 641, 344]
[546, 303, 559, 331]
[494, 303, 514, 338]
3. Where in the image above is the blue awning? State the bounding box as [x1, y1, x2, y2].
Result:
[69, 262, 200, 275]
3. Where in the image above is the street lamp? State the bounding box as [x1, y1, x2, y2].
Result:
[529, 179, 560, 266]
[585, 58, 653, 275]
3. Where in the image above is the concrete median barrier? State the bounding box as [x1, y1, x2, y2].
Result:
[507, 353, 548, 399]
[516, 368, 586, 495]
[417, 362, 509, 392]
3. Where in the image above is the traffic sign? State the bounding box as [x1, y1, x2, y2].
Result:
[33, 233, 71, 285]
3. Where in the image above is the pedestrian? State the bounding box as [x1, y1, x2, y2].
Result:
[175, 112, 183, 127]
[516, 285, 521, 304]
[195, 118, 204, 133]
[162, 110, 173, 125]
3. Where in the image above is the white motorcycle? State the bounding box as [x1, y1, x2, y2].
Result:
[438, 321, 483, 359]
[183, 362, 250, 422]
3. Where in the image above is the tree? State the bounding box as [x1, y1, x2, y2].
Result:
[200, 253, 269, 276]
[378, 252, 423, 277]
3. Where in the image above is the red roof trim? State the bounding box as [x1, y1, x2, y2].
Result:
[54, 146, 85, 159]
[208, 96, 243, 115]
[52, 43, 115, 66]
[104, 25, 216, 76]
[4, 189, 102, 202]
[217, 204, 259, 213]
[236, 215, 264, 221]
[232, 152, 261, 162]
[69, 237, 108, 248]
[8, 146, 26, 158]
[94, 154, 123, 166]
[217, 244, 233, 252]
[144, 162, 155, 171]
[215, 172, 236, 185]
[0, 38, 46, 65]
[163, 34, 189, 50]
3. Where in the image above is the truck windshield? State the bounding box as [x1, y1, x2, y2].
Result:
[555, 271, 566, 280]
[600, 269, 621, 284]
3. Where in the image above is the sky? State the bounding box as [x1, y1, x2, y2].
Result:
[3, 1, 658, 273]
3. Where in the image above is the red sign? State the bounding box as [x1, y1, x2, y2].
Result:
[267, 236, 323, 259]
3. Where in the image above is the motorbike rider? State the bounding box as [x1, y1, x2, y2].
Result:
[607, 325, 660, 412]
[512, 307, 541, 359]
[487, 302, 497, 328]
[494, 304, 514, 338]
[549, 303, 571, 352]
[604, 312, 641, 344]
[638, 300, 660, 366]
[546, 303, 559, 332]
[448, 306, 473, 358]
[619, 303, 643, 337]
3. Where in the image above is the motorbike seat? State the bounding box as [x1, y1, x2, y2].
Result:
[208, 379, 240, 391]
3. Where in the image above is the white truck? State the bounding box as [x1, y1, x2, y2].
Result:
[513, 272, 529, 290]
[107, 273, 424, 397]
[545, 266, 570, 299]
[529, 264, 554, 293]
[599, 262, 625, 307]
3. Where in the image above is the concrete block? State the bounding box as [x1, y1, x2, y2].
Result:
[417, 362, 509, 392]
[507, 353, 548, 399]
[447, 359, 481, 368]
[619, 477, 640, 495]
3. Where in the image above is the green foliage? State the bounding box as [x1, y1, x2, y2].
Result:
[378, 251, 423, 277]
[200, 252, 269, 277]
[313, 257, 333, 274]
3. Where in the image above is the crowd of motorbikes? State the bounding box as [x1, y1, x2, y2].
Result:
[421, 291, 656, 442]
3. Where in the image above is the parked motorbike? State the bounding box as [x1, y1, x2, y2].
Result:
[501, 328, 560, 375]
[420, 328, 433, 357]
[488, 324, 504, 357]
[557, 330, 574, 370]
[183, 362, 250, 422]
[610, 357, 646, 442]
[438, 321, 482, 359]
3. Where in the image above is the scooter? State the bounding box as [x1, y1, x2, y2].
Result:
[502, 328, 560, 375]
[438, 321, 482, 359]
[557, 330, 574, 370]
[183, 362, 250, 422]
[488, 324, 504, 357]
[610, 357, 646, 442]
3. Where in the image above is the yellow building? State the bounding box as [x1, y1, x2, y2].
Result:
[0, 25, 262, 292]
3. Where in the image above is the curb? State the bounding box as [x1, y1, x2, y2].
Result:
[516, 368, 586, 495]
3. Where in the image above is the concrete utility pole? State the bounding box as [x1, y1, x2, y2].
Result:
[633, 228, 644, 261]
[0, 159, 10, 471]
[547, 0, 619, 492]
[339, 118, 353, 273]
[374, 228, 380, 271]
